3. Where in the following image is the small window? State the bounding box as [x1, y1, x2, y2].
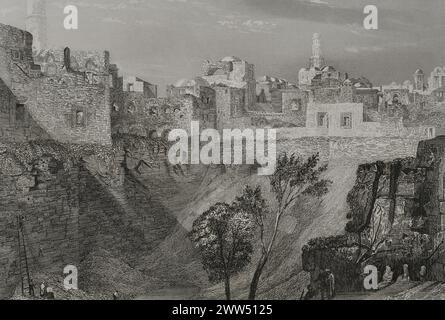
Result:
[11, 50, 20, 61]
[16, 104, 25, 122]
[76, 111, 85, 126]
[317, 112, 328, 128]
[290, 98, 302, 111]
[341, 112, 352, 129]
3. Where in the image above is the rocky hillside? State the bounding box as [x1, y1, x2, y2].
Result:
[4, 135, 444, 300]
[130, 158, 359, 299]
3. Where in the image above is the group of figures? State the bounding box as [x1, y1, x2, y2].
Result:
[302, 269, 336, 300]
[378, 264, 427, 289]
[302, 264, 428, 300]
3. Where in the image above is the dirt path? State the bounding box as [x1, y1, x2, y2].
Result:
[135, 287, 200, 300]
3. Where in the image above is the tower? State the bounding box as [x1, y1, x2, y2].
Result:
[26, 0, 47, 52]
[413, 69, 425, 91]
[309, 33, 325, 69]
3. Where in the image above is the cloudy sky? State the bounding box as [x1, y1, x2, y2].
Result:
[1, 0, 444, 95]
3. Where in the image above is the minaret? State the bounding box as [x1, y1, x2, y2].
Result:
[413, 69, 425, 91]
[26, 0, 48, 52]
[309, 33, 325, 69]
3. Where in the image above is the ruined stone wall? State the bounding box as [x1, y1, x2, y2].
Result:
[77, 163, 177, 267]
[26, 73, 112, 145]
[274, 136, 423, 165]
[34, 48, 110, 77]
[0, 138, 178, 299]
[0, 146, 82, 298]
[277, 136, 331, 162]
[0, 23, 35, 89]
[354, 89, 379, 121]
[0, 77, 49, 142]
[215, 87, 233, 130]
[329, 138, 421, 163]
[112, 96, 201, 137]
[0, 24, 112, 146]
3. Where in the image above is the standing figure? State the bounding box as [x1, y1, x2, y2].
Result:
[327, 269, 335, 299]
[40, 281, 47, 297]
[28, 279, 35, 297]
[318, 269, 330, 300]
[397, 264, 410, 282]
[419, 266, 427, 282]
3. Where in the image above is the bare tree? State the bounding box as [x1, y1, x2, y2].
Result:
[236, 153, 331, 300]
[354, 204, 390, 264]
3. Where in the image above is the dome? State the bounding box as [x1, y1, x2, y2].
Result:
[221, 56, 241, 62]
[414, 69, 424, 75]
[322, 65, 336, 72]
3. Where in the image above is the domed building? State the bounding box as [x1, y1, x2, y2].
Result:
[167, 76, 211, 98]
[298, 34, 345, 88]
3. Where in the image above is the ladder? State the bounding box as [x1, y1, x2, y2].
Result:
[16, 215, 33, 297]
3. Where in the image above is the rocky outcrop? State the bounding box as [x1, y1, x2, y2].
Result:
[302, 136, 445, 293]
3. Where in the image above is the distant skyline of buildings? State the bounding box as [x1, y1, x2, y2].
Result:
[20, 0, 445, 97]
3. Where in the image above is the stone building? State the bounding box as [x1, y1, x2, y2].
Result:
[0, 23, 113, 145]
[201, 56, 256, 110]
[123, 76, 157, 98]
[214, 85, 246, 129]
[428, 67, 445, 91]
[256, 75, 293, 103]
[166, 77, 210, 99]
[112, 94, 217, 136]
[431, 86, 445, 103]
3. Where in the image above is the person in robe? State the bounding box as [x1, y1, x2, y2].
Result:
[378, 266, 394, 289]
[326, 269, 335, 299]
[397, 264, 410, 282]
[40, 281, 47, 297]
[318, 269, 330, 300]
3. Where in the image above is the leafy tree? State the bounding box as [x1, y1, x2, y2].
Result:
[354, 204, 391, 264]
[236, 153, 331, 300]
[190, 203, 254, 300]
